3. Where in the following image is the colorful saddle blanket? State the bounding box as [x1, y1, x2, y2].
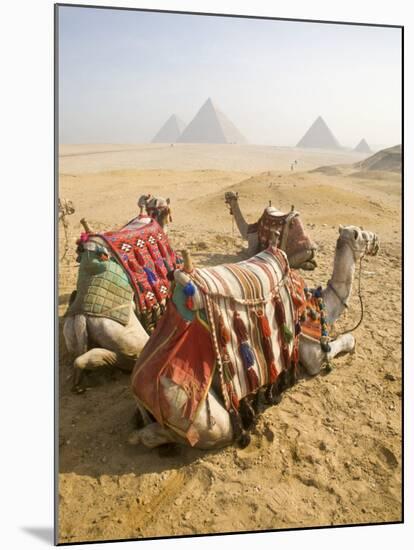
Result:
[190, 247, 305, 409]
[250, 207, 315, 258]
[92, 217, 179, 314]
[66, 252, 134, 325]
[131, 246, 308, 446]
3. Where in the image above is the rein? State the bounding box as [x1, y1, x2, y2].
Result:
[333, 254, 365, 336]
[329, 234, 375, 338]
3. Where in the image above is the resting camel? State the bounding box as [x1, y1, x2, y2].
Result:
[137, 194, 172, 231]
[129, 225, 379, 450]
[224, 191, 317, 270]
[63, 209, 178, 393]
[58, 198, 75, 261]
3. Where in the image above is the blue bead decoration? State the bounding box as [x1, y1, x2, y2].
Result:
[183, 281, 196, 297]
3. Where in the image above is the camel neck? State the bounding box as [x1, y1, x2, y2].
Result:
[230, 199, 249, 239]
[322, 241, 356, 324]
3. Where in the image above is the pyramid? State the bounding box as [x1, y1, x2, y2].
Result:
[354, 138, 372, 154]
[152, 114, 185, 143]
[297, 116, 341, 149]
[177, 98, 247, 144]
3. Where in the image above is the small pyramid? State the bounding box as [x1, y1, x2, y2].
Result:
[177, 98, 247, 144]
[354, 138, 371, 154]
[152, 114, 185, 143]
[297, 116, 341, 149]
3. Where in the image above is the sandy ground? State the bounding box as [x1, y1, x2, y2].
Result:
[58, 144, 402, 543]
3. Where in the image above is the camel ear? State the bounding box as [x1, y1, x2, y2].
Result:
[236, 192, 239, 199]
[338, 224, 344, 233]
[166, 198, 170, 205]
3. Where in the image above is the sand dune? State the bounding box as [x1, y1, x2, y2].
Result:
[58, 145, 401, 543]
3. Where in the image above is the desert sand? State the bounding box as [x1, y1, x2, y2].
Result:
[58, 144, 401, 543]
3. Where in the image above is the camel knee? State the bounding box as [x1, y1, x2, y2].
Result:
[73, 348, 118, 371]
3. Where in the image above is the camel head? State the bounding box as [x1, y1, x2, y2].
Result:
[58, 198, 75, 218]
[224, 191, 238, 206]
[337, 225, 380, 259]
[224, 191, 239, 216]
[137, 195, 172, 231]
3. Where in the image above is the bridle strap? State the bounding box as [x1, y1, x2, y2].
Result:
[327, 280, 349, 309]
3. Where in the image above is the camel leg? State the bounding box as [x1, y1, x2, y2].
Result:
[63, 315, 88, 357]
[327, 333, 356, 360]
[128, 422, 180, 448]
[129, 384, 234, 450]
[72, 348, 119, 393]
[299, 333, 355, 376]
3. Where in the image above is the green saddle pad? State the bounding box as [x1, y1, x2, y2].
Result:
[66, 253, 133, 325]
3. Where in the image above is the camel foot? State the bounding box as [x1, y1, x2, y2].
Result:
[239, 398, 257, 430]
[128, 430, 141, 446]
[237, 432, 251, 449]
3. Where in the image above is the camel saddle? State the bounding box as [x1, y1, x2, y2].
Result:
[84, 216, 180, 316]
[249, 206, 315, 259]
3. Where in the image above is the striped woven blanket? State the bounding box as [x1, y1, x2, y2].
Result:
[191, 247, 305, 409]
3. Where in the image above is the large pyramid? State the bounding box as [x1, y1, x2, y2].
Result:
[354, 138, 372, 154]
[297, 116, 341, 149]
[177, 98, 247, 144]
[152, 114, 185, 143]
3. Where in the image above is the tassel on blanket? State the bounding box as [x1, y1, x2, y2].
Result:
[157, 240, 168, 258]
[146, 243, 158, 262]
[154, 261, 166, 279]
[282, 324, 293, 343]
[227, 382, 239, 410]
[240, 342, 255, 368]
[246, 366, 260, 392]
[128, 259, 139, 272]
[218, 315, 231, 346]
[143, 267, 157, 284]
[134, 249, 145, 266]
[256, 310, 278, 384]
[234, 312, 259, 392]
[258, 311, 272, 338]
[233, 311, 249, 342]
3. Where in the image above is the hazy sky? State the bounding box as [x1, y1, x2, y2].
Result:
[58, 6, 402, 148]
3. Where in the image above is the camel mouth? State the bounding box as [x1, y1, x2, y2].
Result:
[366, 235, 380, 256]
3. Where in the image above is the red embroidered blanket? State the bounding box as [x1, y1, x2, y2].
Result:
[131, 301, 215, 446]
[91, 217, 179, 313]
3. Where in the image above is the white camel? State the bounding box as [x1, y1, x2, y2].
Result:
[63, 211, 175, 393]
[129, 225, 379, 450]
[224, 191, 317, 269]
